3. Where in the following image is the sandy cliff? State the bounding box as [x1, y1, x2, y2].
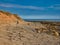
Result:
[0, 11, 24, 25]
[0, 11, 60, 45]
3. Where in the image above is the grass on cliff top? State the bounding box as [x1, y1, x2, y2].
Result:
[0, 10, 22, 20]
[0, 10, 12, 16]
[13, 14, 23, 20]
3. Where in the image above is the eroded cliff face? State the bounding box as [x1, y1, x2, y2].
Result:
[0, 11, 60, 45]
[0, 11, 24, 25]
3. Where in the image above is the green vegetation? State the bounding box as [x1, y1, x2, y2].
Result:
[14, 14, 22, 20]
[0, 10, 11, 16]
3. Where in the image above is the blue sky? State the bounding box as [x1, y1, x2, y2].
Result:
[0, 0, 60, 19]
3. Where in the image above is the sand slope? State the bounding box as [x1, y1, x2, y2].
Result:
[0, 11, 60, 45]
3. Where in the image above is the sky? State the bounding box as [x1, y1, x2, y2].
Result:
[0, 0, 60, 19]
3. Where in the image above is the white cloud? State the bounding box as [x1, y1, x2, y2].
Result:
[48, 4, 60, 10]
[0, 3, 45, 10]
[21, 15, 60, 19]
[0, 3, 60, 10]
[54, 4, 60, 9]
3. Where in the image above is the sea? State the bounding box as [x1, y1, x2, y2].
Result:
[24, 19, 60, 22]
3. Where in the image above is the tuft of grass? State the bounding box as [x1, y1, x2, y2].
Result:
[0, 10, 5, 13]
[0, 10, 11, 16]
[4, 12, 11, 16]
[13, 14, 22, 20]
